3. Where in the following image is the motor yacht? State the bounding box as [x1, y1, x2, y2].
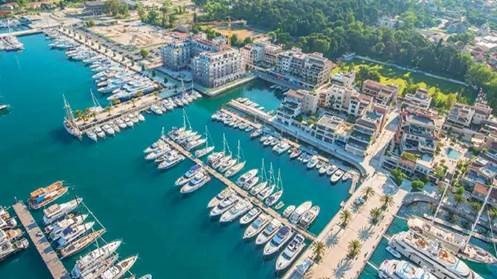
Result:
[275, 234, 306, 271]
[29, 181, 68, 210]
[209, 195, 239, 217]
[207, 188, 232, 208]
[236, 169, 258, 188]
[71, 240, 122, 278]
[243, 214, 270, 240]
[55, 221, 95, 248]
[265, 190, 283, 207]
[180, 172, 211, 194]
[239, 208, 261, 225]
[282, 205, 296, 218]
[263, 226, 293, 256]
[175, 164, 202, 186]
[289, 201, 312, 224]
[298, 205, 320, 229]
[100, 256, 138, 279]
[330, 169, 344, 183]
[220, 199, 253, 223]
[43, 198, 82, 225]
[255, 219, 282, 245]
[378, 259, 437, 279]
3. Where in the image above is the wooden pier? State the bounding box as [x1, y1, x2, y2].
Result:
[164, 138, 317, 242]
[13, 202, 69, 279]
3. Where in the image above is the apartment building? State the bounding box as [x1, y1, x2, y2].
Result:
[403, 88, 432, 110]
[191, 48, 244, 88]
[345, 110, 384, 157]
[361, 80, 398, 106]
[275, 47, 334, 88]
[318, 84, 373, 117]
[161, 32, 227, 71]
[241, 41, 283, 69]
[462, 157, 497, 206]
[314, 114, 349, 145]
[276, 89, 318, 122]
[396, 108, 440, 156]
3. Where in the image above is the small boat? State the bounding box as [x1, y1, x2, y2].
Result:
[157, 154, 185, 170]
[43, 198, 82, 225]
[289, 201, 312, 224]
[263, 226, 293, 256]
[318, 164, 330, 175]
[306, 156, 319, 169]
[250, 129, 262, 138]
[265, 190, 283, 207]
[385, 245, 401, 259]
[100, 255, 138, 279]
[282, 205, 296, 218]
[207, 188, 232, 208]
[175, 164, 202, 186]
[243, 176, 260, 191]
[275, 234, 306, 271]
[257, 184, 275, 200]
[77, 253, 119, 279]
[86, 131, 98, 142]
[243, 214, 270, 239]
[59, 229, 105, 259]
[239, 208, 261, 225]
[273, 141, 290, 154]
[180, 172, 211, 194]
[209, 195, 239, 217]
[274, 202, 285, 210]
[220, 199, 253, 223]
[330, 169, 344, 183]
[29, 181, 68, 210]
[298, 205, 320, 229]
[289, 148, 302, 159]
[326, 164, 338, 176]
[255, 219, 282, 245]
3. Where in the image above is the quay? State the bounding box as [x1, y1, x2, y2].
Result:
[69, 93, 162, 135]
[12, 202, 69, 279]
[225, 100, 368, 177]
[0, 28, 42, 37]
[164, 138, 317, 242]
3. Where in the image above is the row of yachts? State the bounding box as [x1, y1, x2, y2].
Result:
[27, 182, 149, 278]
[212, 108, 351, 184]
[0, 207, 29, 262]
[207, 188, 315, 271]
[0, 35, 23, 51]
[45, 29, 158, 102]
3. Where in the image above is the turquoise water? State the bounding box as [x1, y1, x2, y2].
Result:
[0, 34, 352, 278]
[446, 147, 462, 160]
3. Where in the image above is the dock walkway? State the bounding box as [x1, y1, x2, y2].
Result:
[0, 28, 42, 37]
[13, 202, 69, 279]
[164, 139, 317, 242]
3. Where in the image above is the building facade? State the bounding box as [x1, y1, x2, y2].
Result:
[191, 48, 244, 88]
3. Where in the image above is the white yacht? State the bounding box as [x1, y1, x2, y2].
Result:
[388, 231, 483, 279]
[175, 164, 202, 186]
[282, 205, 296, 218]
[275, 234, 306, 271]
[330, 169, 344, 183]
[265, 190, 283, 207]
[306, 156, 319, 169]
[408, 217, 497, 264]
[55, 221, 95, 248]
[243, 214, 270, 240]
[298, 205, 320, 229]
[255, 219, 282, 245]
[43, 198, 83, 225]
[239, 207, 261, 225]
[100, 255, 138, 279]
[219, 199, 253, 223]
[47, 214, 88, 240]
[71, 240, 122, 278]
[250, 182, 267, 195]
[236, 169, 258, 187]
[225, 161, 246, 178]
[263, 226, 293, 256]
[194, 146, 214, 158]
[207, 188, 232, 209]
[209, 195, 239, 217]
[289, 201, 312, 224]
[78, 253, 119, 279]
[180, 172, 211, 194]
[379, 259, 437, 279]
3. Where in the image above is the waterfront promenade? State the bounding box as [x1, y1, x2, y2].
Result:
[164, 138, 317, 242]
[284, 172, 408, 279]
[13, 202, 69, 279]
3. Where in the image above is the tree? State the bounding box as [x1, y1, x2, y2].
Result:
[469, 200, 482, 212]
[160, 0, 172, 27]
[361, 186, 374, 200]
[339, 209, 351, 228]
[347, 240, 361, 259]
[380, 195, 394, 209]
[312, 241, 326, 263]
[369, 207, 383, 224]
[140, 48, 149, 59]
[454, 192, 465, 206]
[411, 179, 425, 191]
[391, 168, 406, 186]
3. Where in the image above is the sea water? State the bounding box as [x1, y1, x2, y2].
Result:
[0, 34, 352, 278]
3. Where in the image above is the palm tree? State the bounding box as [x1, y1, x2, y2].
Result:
[369, 207, 383, 225]
[454, 192, 465, 206]
[380, 195, 394, 210]
[339, 209, 351, 228]
[361, 186, 374, 200]
[347, 240, 361, 259]
[312, 241, 326, 263]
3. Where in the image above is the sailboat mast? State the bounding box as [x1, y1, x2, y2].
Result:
[237, 140, 241, 160]
[90, 89, 101, 108]
[63, 94, 75, 122]
[464, 184, 494, 248]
